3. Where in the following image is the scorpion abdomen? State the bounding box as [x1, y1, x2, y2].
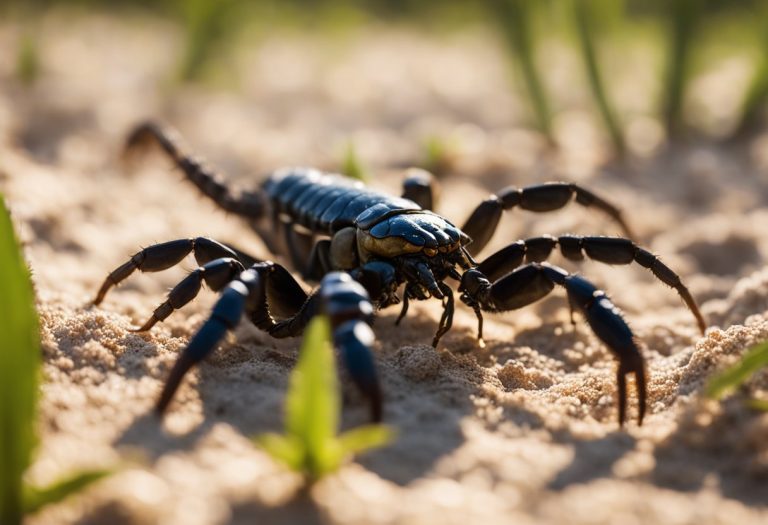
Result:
[263, 168, 420, 234]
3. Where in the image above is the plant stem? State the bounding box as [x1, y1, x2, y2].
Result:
[489, 0, 554, 143]
[572, 0, 625, 156]
[662, 0, 700, 138]
[734, 7, 768, 137]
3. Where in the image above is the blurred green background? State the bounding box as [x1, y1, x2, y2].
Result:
[5, 0, 768, 154]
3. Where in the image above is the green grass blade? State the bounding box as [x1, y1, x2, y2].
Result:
[176, 0, 237, 82]
[488, 0, 554, 142]
[746, 398, 768, 412]
[255, 433, 304, 471]
[662, 0, 701, 137]
[735, 57, 768, 136]
[342, 142, 369, 182]
[706, 341, 768, 400]
[16, 33, 40, 86]
[734, 6, 768, 137]
[571, 0, 625, 155]
[338, 425, 395, 456]
[23, 470, 112, 515]
[422, 135, 455, 177]
[285, 315, 339, 476]
[0, 194, 39, 525]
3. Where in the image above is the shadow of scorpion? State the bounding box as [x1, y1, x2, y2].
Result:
[93, 121, 707, 427]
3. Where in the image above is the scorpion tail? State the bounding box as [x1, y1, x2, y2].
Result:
[124, 121, 267, 219]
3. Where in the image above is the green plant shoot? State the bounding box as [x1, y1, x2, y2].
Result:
[176, 0, 237, 82]
[571, 0, 625, 156]
[734, 4, 768, 137]
[422, 135, 455, 177]
[706, 340, 768, 401]
[488, 0, 554, 143]
[257, 316, 393, 480]
[16, 33, 40, 86]
[662, 0, 701, 137]
[342, 141, 369, 182]
[0, 195, 110, 524]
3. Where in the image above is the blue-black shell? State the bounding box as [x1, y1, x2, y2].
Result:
[367, 212, 463, 250]
[262, 168, 420, 234]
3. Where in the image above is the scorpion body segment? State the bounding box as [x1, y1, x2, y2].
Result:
[96, 121, 708, 427]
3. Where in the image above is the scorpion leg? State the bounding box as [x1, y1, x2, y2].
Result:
[322, 273, 382, 422]
[475, 235, 706, 334]
[432, 282, 455, 347]
[281, 221, 315, 276]
[93, 237, 241, 305]
[131, 257, 245, 332]
[401, 168, 438, 210]
[125, 121, 266, 218]
[157, 270, 383, 422]
[460, 182, 634, 256]
[221, 242, 263, 268]
[461, 263, 646, 426]
[303, 239, 333, 282]
[156, 270, 264, 414]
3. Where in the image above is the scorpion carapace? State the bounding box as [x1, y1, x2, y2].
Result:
[94, 121, 707, 427]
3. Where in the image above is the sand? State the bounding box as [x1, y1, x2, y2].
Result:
[1, 12, 768, 525]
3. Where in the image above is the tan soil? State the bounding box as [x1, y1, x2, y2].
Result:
[1, 13, 767, 525]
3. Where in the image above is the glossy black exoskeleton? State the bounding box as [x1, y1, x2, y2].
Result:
[94, 122, 707, 426]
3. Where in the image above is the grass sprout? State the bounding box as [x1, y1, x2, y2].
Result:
[256, 316, 394, 480]
[570, 0, 625, 155]
[176, 0, 238, 82]
[487, 0, 554, 143]
[422, 134, 456, 177]
[706, 340, 768, 401]
[342, 141, 369, 182]
[0, 195, 111, 524]
[662, 0, 701, 137]
[15, 33, 40, 86]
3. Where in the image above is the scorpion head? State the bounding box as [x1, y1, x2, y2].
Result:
[331, 204, 473, 302]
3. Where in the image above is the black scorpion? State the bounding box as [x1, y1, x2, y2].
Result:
[94, 122, 707, 426]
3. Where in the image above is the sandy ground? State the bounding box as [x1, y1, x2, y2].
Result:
[2, 12, 768, 525]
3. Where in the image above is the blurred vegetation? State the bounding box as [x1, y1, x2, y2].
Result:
[570, 0, 625, 155]
[6, 0, 768, 150]
[0, 196, 111, 524]
[341, 141, 370, 182]
[257, 316, 393, 481]
[707, 340, 768, 403]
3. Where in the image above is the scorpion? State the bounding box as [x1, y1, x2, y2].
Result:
[94, 121, 707, 426]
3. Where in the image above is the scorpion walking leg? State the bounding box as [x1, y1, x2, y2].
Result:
[281, 221, 316, 275]
[125, 121, 266, 218]
[461, 262, 647, 426]
[460, 182, 634, 256]
[131, 257, 245, 332]
[432, 282, 455, 347]
[157, 269, 383, 422]
[475, 235, 706, 334]
[303, 239, 332, 282]
[401, 168, 438, 210]
[93, 237, 241, 305]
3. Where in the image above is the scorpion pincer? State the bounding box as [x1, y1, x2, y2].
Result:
[94, 121, 706, 426]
